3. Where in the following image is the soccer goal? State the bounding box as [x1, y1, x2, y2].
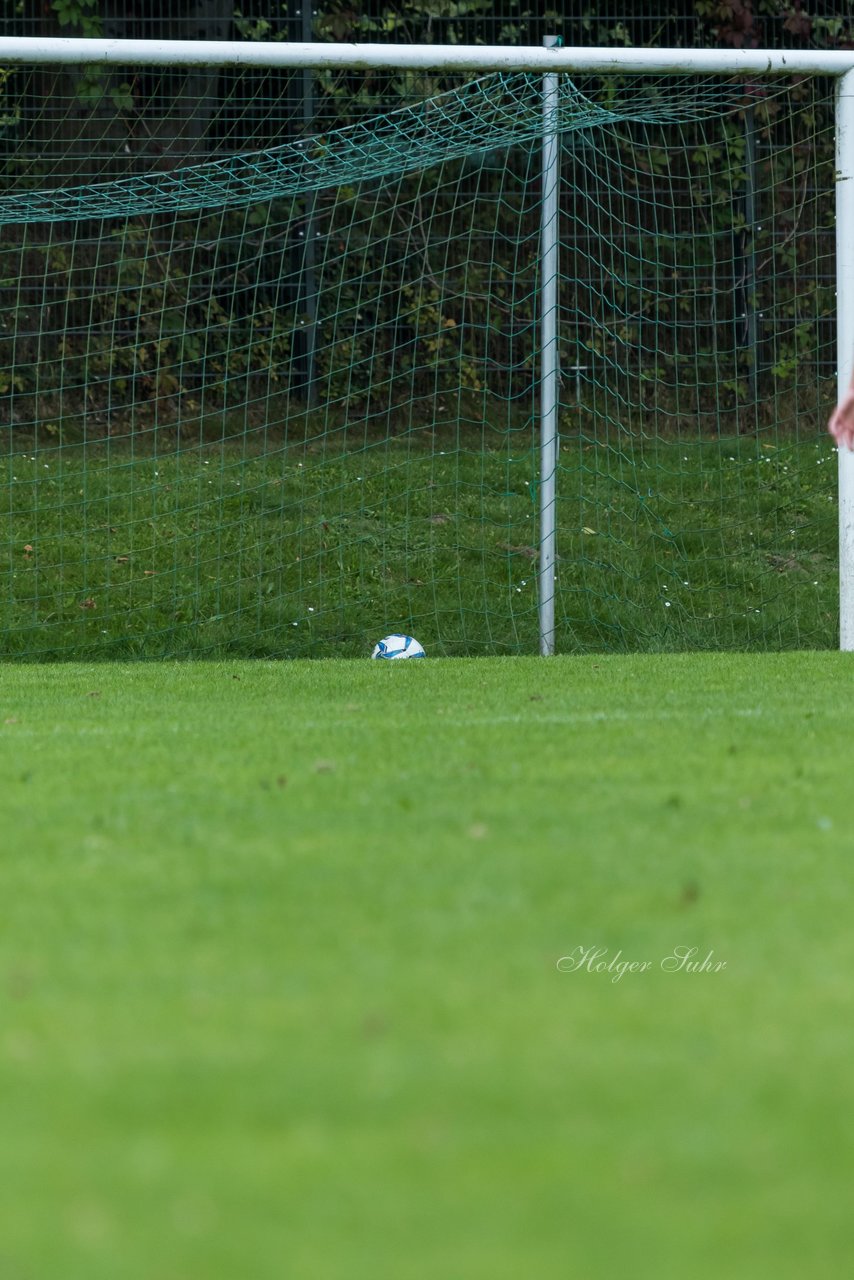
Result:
[1, 38, 853, 659]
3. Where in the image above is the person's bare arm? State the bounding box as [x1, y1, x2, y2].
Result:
[830, 372, 854, 450]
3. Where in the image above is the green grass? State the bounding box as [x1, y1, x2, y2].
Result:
[1, 652, 853, 1278]
[1, 431, 839, 659]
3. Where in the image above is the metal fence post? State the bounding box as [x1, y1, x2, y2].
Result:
[538, 34, 560, 656]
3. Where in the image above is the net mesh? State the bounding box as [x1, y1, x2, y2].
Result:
[0, 61, 838, 658]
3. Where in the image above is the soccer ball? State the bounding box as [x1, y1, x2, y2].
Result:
[371, 634, 426, 660]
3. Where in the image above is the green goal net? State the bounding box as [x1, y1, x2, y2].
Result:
[0, 59, 838, 658]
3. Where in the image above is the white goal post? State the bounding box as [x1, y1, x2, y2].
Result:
[2, 37, 854, 652]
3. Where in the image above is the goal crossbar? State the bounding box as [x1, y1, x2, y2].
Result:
[0, 38, 852, 77]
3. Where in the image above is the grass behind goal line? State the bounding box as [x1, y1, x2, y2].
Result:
[1, 432, 839, 658]
[1, 652, 853, 1279]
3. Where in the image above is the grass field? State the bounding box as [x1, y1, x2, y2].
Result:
[2, 651, 853, 1279]
[2, 432, 838, 659]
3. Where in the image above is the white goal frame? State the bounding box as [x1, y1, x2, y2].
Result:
[2, 38, 854, 651]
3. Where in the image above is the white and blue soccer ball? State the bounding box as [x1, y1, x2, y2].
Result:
[371, 634, 426, 660]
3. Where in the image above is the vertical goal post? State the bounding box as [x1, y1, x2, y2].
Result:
[836, 70, 854, 650]
[2, 38, 854, 656]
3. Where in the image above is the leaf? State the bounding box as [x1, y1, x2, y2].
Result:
[498, 543, 538, 558]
